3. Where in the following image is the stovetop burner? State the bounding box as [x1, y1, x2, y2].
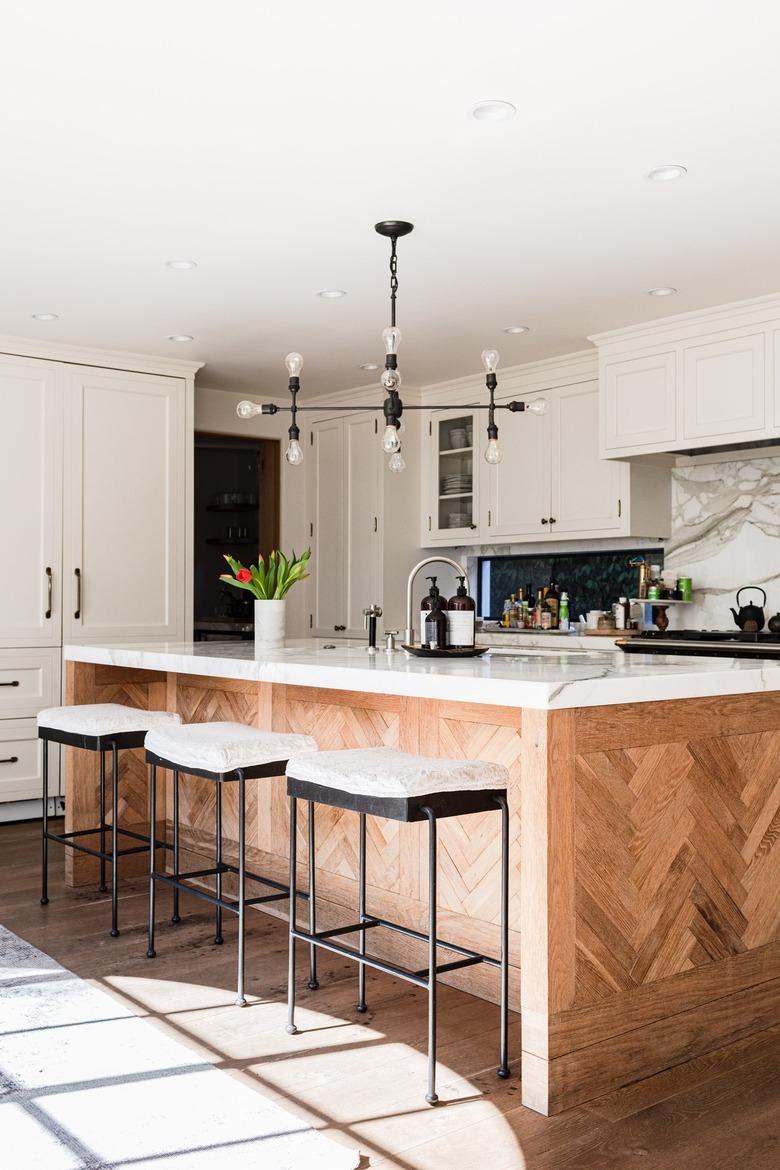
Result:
[636, 629, 780, 643]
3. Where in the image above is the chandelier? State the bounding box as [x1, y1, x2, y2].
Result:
[236, 220, 547, 470]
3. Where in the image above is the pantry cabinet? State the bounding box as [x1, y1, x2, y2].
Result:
[594, 294, 780, 458]
[0, 343, 198, 804]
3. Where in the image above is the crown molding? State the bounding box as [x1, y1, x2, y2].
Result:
[0, 333, 204, 378]
[589, 291, 780, 355]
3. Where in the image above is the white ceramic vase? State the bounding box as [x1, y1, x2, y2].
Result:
[254, 598, 286, 651]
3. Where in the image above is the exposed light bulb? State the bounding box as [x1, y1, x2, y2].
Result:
[485, 437, 503, 464]
[526, 397, 548, 415]
[381, 367, 402, 391]
[382, 325, 402, 354]
[481, 348, 500, 374]
[285, 438, 304, 466]
[389, 449, 406, 473]
[382, 424, 401, 454]
[285, 352, 304, 376]
[236, 400, 261, 419]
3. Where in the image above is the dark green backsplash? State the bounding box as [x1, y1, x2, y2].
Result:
[479, 548, 664, 619]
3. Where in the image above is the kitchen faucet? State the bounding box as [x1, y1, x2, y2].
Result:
[405, 556, 468, 646]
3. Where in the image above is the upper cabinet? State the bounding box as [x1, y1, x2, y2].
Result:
[64, 367, 186, 643]
[422, 369, 670, 546]
[593, 295, 780, 458]
[426, 410, 479, 541]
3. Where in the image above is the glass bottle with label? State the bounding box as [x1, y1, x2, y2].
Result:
[424, 589, 449, 649]
[546, 579, 560, 629]
[420, 577, 441, 646]
[447, 576, 476, 648]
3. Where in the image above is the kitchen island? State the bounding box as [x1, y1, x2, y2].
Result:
[62, 640, 780, 1115]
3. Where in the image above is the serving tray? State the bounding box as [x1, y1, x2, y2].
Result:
[402, 644, 490, 658]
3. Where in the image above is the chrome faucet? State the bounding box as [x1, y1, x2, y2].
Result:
[405, 556, 468, 646]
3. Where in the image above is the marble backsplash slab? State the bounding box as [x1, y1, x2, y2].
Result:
[665, 453, 780, 631]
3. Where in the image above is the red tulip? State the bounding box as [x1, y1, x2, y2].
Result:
[236, 568, 252, 583]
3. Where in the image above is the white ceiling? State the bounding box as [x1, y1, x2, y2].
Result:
[3, 1, 780, 396]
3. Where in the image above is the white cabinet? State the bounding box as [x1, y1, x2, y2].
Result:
[594, 294, 780, 457]
[425, 410, 479, 542]
[309, 414, 381, 637]
[0, 358, 63, 647]
[550, 383, 623, 534]
[0, 344, 196, 805]
[682, 331, 765, 441]
[602, 352, 677, 453]
[484, 399, 550, 538]
[423, 379, 666, 546]
[64, 367, 185, 642]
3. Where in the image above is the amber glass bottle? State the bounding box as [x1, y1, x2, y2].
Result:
[447, 575, 475, 648]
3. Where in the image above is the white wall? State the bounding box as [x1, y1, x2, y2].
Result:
[195, 385, 309, 637]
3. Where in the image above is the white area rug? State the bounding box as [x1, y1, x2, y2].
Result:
[0, 926, 359, 1170]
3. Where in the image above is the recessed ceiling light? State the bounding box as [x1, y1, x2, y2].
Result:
[646, 287, 678, 297]
[165, 259, 198, 270]
[32, 312, 58, 321]
[167, 334, 194, 342]
[472, 99, 516, 122]
[503, 325, 529, 334]
[359, 363, 380, 371]
[317, 289, 347, 298]
[647, 165, 687, 182]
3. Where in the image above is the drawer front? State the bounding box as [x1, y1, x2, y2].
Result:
[0, 648, 60, 718]
[0, 719, 48, 803]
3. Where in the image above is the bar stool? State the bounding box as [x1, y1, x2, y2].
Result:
[284, 746, 510, 1105]
[37, 703, 181, 936]
[144, 720, 317, 1006]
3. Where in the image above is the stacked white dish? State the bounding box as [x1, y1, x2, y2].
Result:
[441, 473, 472, 495]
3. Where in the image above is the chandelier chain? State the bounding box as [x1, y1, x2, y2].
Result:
[389, 237, 398, 327]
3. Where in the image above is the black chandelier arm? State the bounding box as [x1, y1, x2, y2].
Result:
[253, 400, 531, 414]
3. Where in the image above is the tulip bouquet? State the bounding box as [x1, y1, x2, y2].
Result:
[220, 548, 311, 599]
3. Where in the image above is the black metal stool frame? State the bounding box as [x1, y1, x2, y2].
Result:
[39, 727, 172, 937]
[285, 777, 510, 1105]
[145, 750, 316, 1007]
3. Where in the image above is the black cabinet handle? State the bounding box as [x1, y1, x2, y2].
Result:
[0, 680, 20, 687]
[541, 517, 549, 525]
[0, 756, 18, 765]
[45, 566, 52, 619]
[334, 624, 346, 631]
[549, 517, 557, 525]
[74, 567, 81, 619]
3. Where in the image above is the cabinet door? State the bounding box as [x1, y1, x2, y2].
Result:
[483, 397, 551, 537]
[603, 352, 677, 452]
[344, 414, 381, 635]
[682, 331, 765, 440]
[0, 357, 62, 647]
[310, 417, 345, 635]
[425, 410, 479, 542]
[551, 381, 623, 534]
[64, 368, 185, 642]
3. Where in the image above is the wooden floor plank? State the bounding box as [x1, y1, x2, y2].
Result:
[2, 821, 778, 1170]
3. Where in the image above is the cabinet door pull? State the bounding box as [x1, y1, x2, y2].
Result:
[74, 567, 81, 620]
[373, 516, 378, 533]
[549, 517, 557, 525]
[0, 756, 19, 765]
[334, 624, 346, 632]
[0, 680, 20, 687]
[469, 523, 477, 530]
[45, 566, 52, 619]
[487, 510, 491, 527]
[541, 517, 549, 525]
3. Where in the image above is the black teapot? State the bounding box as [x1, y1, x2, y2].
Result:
[730, 586, 766, 633]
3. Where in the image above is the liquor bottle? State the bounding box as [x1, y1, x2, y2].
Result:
[447, 576, 476, 648]
[540, 595, 553, 630]
[509, 593, 517, 627]
[501, 598, 513, 628]
[424, 589, 449, 649]
[546, 579, 560, 629]
[532, 588, 544, 629]
[521, 599, 531, 628]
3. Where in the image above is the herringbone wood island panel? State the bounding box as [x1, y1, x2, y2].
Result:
[64, 662, 780, 1115]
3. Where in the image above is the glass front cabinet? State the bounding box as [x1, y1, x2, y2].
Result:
[424, 408, 481, 544]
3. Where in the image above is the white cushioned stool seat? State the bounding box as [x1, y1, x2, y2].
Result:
[38, 703, 181, 737]
[286, 747, 509, 799]
[145, 721, 317, 774]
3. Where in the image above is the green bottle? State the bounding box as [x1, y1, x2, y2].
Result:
[559, 591, 570, 631]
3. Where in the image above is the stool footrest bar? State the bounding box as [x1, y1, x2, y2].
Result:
[315, 920, 382, 941]
[291, 927, 429, 989]
[414, 955, 484, 978]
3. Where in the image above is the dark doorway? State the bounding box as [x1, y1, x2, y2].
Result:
[193, 432, 280, 639]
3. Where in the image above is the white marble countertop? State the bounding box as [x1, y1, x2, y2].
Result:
[63, 638, 780, 710]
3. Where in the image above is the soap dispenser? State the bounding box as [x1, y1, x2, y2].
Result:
[420, 577, 441, 648]
[424, 585, 449, 650]
[447, 576, 476, 648]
